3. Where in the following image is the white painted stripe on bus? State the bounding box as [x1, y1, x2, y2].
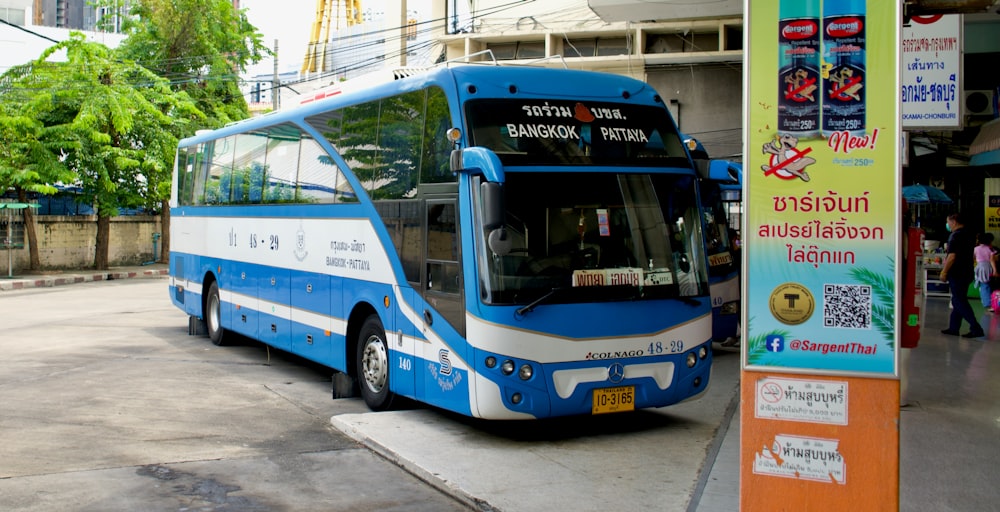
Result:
[177, 279, 431, 361]
[473, 373, 534, 419]
[623, 361, 676, 390]
[710, 274, 740, 304]
[392, 286, 471, 372]
[172, 216, 474, 373]
[551, 361, 676, 399]
[465, 313, 712, 363]
[289, 308, 330, 332]
[171, 215, 398, 284]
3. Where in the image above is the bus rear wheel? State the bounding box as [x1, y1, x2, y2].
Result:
[206, 281, 226, 346]
[357, 315, 394, 411]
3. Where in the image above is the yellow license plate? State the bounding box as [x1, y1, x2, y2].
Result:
[592, 386, 635, 415]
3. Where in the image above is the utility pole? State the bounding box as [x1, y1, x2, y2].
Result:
[272, 39, 280, 110]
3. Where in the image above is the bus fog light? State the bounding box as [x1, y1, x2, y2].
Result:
[518, 364, 533, 380]
[686, 353, 697, 368]
[693, 377, 702, 387]
[511, 392, 523, 404]
[699, 347, 708, 359]
[501, 360, 515, 375]
[485, 356, 497, 368]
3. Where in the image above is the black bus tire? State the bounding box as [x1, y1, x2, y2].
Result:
[206, 281, 226, 346]
[357, 314, 395, 411]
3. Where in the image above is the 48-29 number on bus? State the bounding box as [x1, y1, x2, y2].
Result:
[648, 340, 684, 354]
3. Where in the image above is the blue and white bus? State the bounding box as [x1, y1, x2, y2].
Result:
[685, 136, 741, 345]
[169, 63, 714, 419]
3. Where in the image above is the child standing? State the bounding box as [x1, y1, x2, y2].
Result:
[974, 232, 997, 312]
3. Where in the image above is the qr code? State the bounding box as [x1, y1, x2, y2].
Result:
[823, 284, 872, 329]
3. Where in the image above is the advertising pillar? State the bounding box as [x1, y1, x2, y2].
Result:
[743, 1, 901, 510]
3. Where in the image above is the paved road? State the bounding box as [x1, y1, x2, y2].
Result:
[0, 279, 470, 511]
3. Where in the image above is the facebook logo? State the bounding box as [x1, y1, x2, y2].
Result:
[766, 335, 785, 352]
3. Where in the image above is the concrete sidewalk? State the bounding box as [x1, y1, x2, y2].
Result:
[332, 296, 1000, 512]
[0, 263, 169, 291]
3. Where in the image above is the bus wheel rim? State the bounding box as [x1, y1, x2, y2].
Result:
[362, 335, 388, 392]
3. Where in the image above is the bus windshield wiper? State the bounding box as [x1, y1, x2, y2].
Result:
[516, 287, 566, 316]
[672, 296, 702, 307]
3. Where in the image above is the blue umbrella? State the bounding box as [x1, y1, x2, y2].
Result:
[902, 184, 952, 204]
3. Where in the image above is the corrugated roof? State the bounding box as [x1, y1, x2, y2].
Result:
[970, 118, 1000, 156]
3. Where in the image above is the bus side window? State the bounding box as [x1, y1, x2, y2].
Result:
[232, 133, 267, 203]
[206, 137, 234, 204]
[427, 202, 460, 294]
[420, 87, 456, 184]
[297, 137, 356, 203]
[264, 130, 299, 203]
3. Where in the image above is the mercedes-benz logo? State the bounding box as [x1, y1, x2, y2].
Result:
[607, 362, 625, 384]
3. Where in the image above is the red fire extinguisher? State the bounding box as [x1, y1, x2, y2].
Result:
[902, 226, 924, 348]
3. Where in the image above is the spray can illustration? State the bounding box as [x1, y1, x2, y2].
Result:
[822, 0, 866, 136]
[778, 0, 821, 138]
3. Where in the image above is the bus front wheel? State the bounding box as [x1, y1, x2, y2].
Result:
[357, 315, 394, 411]
[206, 281, 226, 346]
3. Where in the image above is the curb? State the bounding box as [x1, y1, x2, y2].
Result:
[0, 268, 169, 292]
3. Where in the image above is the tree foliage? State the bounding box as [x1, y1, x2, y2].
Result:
[0, 65, 75, 198]
[34, 35, 202, 216]
[0, 63, 78, 269]
[2, 1, 272, 269]
[2, 33, 204, 269]
[102, 0, 271, 128]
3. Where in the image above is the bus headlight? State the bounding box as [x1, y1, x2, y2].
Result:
[501, 359, 515, 375]
[519, 364, 533, 380]
[721, 301, 739, 315]
[699, 346, 708, 359]
[686, 352, 698, 368]
[485, 356, 497, 368]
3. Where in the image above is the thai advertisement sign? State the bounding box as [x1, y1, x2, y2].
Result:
[902, 14, 962, 129]
[745, 0, 899, 376]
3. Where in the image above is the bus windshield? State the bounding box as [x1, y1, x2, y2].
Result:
[476, 172, 708, 307]
[700, 182, 737, 278]
[465, 99, 691, 168]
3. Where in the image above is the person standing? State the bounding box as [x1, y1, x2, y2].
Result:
[940, 213, 985, 338]
[973, 232, 998, 312]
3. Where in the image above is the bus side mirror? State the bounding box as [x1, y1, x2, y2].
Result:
[482, 182, 504, 230]
[709, 159, 739, 184]
[450, 149, 464, 173]
[482, 181, 511, 256]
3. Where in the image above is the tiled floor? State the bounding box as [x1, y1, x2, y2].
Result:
[693, 294, 1000, 511]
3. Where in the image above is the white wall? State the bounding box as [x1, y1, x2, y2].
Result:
[0, 20, 124, 75]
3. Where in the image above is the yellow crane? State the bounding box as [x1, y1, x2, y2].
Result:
[302, 0, 363, 73]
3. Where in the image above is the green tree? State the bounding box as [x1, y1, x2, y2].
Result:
[97, 0, 271, 261]
[30, 33, 203, 270]
[0, 64, 77, 269]
[103, 0, 270, 127]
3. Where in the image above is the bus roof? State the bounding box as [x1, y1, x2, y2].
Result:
[178, 64, 666, 148]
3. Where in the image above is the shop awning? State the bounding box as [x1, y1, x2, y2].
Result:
[970, 118, 1000, 166]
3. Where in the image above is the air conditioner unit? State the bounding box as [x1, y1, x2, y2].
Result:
[964, 90, 996, 116]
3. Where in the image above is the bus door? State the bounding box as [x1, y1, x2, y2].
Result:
[421, 196, 466, 410]
[423, 198, 465, 335]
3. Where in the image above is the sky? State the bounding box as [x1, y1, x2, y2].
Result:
[240, 0, 433, 76]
